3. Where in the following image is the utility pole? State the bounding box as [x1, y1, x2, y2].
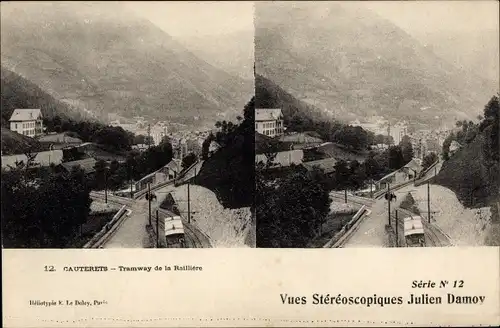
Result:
[130, 179, 133, 198]
[148, 183, 152, 226]
[427, 181, 431, 224]
[147, 124, 151, 149]
[387, 122, 391, 147]
[370, 182, 373, 199]
[387, 183, 391, 226]
[395, 210, 399, 246]
[344, 189, 347, 203]
[187, 181, 191, 224]
[104, 169, 108, 204]
[156, 210, 159, 248]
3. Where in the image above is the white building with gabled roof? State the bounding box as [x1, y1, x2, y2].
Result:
[255, 108, 284, 137]
[9, 108, 44, 137]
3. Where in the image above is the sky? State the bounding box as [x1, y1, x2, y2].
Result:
[124, 1, 254, 37]
[358, 1, 499, 34]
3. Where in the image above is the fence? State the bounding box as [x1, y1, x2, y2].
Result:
[419, 160, 440, 178]
[373, 179, 415, 199]
[323, 205, 369, 248]
[83, 205, 127, 248]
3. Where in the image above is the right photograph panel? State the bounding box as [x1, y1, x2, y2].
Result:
[254, 1, 500, 248]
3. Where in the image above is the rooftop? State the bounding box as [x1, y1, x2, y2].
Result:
[301, 158, 337, 173]
[60, 158, 97, 174]
[255, 108, 283, 122]
[9, 109, 42, 122]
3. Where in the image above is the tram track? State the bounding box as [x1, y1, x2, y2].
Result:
[395, 208, 452, 247]
[330, 193, 375, 207]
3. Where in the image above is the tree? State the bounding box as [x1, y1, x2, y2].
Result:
[388, 146, 405, 170]
[133, 134, 153, 145]
[1, 166, 91, 247]
[256, 169, 331, 247]
[202, 133, 214, 160]
[348, 160, 366, 190]
[181, 153, 197, 170]
[399, 135, 414, 164]
[363, 152, 381, 178]
[333, 160, 350, 190]
[333, 126, 370, 151]
[421, 152, 438, 172]
[442, 134, 454, 160]
[93, 159, 108, 190]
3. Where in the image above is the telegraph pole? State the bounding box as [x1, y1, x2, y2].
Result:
[427, 181, 431, 223]
[104, 169, 108, 204]
[148, 183, 152, 226]
[387, 183, 391, 226]
[344, 189, 347, 203]
[130, 179, 133, 198]
[187, 181, 191, 224]
[387, 122, 391, 147]
[395, 210, 399, 246]
[156, 210, 159, 248]
[370, 181, 373, 198]
[147, 123, 151, 149]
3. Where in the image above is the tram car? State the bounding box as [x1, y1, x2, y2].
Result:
[403, 216, 426, 247]
[164, 215, 186, 248]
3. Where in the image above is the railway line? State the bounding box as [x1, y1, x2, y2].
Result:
[395, 208, 452, 247]
[90, 191, 134, 206]
[157, 208, 212, 248]
[330, 192, 375, 207]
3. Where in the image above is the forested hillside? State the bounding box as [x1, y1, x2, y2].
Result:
[434, 95, 499, 207]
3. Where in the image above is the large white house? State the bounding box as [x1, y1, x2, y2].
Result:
[9, 108, 44, 137]
[255, 108, 284, 137]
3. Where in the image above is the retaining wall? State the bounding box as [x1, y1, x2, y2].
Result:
[83, 205, 127, 248]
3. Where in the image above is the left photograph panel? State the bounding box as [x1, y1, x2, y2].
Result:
[1, 1, 256, 248]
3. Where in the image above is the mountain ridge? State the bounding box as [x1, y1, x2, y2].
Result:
[1, 2, 252, 126]
[255, 2, 496, 127]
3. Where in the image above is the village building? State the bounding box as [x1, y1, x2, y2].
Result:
[134, 159, 183, 192]
[161, 159, 183, 180]
[38, 132, 83, 150]
[1, 149, 64, 170]
[278, 132, 323, 149]
[255, 149, 304, 167]
[375, 158, 423, 190]
[300, 157, 337, 175]
[9, 108, 45, 137]
[57, 157, 98, 176]
[255, 108, 284, 137]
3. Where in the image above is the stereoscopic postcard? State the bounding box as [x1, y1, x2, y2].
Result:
[2, 1, 499, 327]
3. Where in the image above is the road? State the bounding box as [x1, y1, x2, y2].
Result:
[102, 198, 150, 248]
[342, 197, 395, 247]
[88, 160, 210, 248]
[154, 183, 213, 248]
[89, 192, 150, 248]
[339, 181, 453, 247]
